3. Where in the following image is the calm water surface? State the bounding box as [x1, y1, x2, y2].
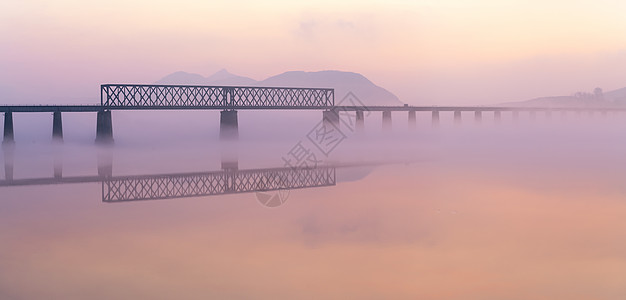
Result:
[1, 117, 626, 299]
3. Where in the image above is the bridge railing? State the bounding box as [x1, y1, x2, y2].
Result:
[101, 84, 334, 109]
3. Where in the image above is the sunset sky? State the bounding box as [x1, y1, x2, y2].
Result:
[1, 0, 625, 104]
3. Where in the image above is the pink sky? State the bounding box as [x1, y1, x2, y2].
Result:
[1, 0, 625, 105]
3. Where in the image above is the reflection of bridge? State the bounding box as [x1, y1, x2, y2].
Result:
[0, 165, 336, 203]
[103, 167, 335, 202]
[2, 83, 625, 144]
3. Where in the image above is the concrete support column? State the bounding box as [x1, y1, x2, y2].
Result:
[98, 162, 112, 178]
[454, 111, 461, 125]
[382, 111, 392, 131]
[221, 145, 239, 171]
[494, 111, 501, 124]
[52, 111, 63, 141]
[220, 110, 239, 140]
[3, 112, 14, 145]
[512, 111, 519, 122]
[408, 110, 416, 129]
[474, 110, 482, 124]
[545, 110, 552, 120]
[54, 160, 62, 179]
[96, 110, 114, 144]
[3, 144, 14, 181]
[97, 150, 113, 178]
[53, 144, 62, 179]
[323, 109, 340, 129]
[323, 110, 340, 128]
[529, 111, 536, 120]
[221, 157, 239, 171]
[356, 110, 365, 132]
[431, 110, 439, 127]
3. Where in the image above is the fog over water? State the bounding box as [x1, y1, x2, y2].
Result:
[4, 0, 626, 297]
[2, 110, 626, 299]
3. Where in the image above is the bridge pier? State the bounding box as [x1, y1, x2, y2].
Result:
[97, 150, 113, 178]
[474, 111, 482, 124]
[220, 110, 239, 140]
[52, 111, 63, 142]
[323, 110, 340, 129]
[512, 111, 519, 122]
[53, 144, 62, 179]
[96, 110, 113, 144]
[3, 143, 14, 181]
[221, 140, 239, 171]
[221, 154, 239, 171]
[432, 111, 439, 127]
[408, 110, 416, 129]
[3, 112, 14, 145]
[54, 160, 62, 179]
[382, 111, 392, 130]
[545, 110, 552, 120]
[98, 163, 113, 178]
[494, 111, 501, 124]
[356, 110, 365, 132]
[529, 111, 536, 120]
[454, 111, 461, 125]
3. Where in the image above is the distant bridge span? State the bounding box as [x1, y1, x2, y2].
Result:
[1, 105, 623, 113]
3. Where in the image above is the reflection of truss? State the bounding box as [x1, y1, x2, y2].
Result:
[101, 84, 334, 108]
[102, 167, 336, 202]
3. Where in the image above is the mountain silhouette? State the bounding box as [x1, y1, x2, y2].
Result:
[259, 70, 401, 106]
[154, 71, 208, 85]
[155, 69, 256, 86]
[154, 69, 402, 106]
[606, 87, 626, 103]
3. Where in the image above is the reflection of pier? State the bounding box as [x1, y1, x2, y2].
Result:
[0, 163, 336, 203]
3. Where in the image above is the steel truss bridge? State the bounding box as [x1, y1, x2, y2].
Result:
[1, 83, 625, 144]
[0, 83, 624, 112]
[0, 166, 336, 203]
[100, 84, 335, 109]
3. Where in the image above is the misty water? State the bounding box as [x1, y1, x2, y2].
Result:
[2, 110, 626, 299]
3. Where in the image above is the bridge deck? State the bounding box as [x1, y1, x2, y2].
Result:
[1, 105, 624, 113]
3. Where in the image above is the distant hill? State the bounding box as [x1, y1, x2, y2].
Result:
[260, 70, 401, 106]
[154, 71, 208, 85]
[154, 69, 402, 106]
[605, 87, 626, 103]
[155, 69, 256, 86]
[504, 87, 626, 108]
